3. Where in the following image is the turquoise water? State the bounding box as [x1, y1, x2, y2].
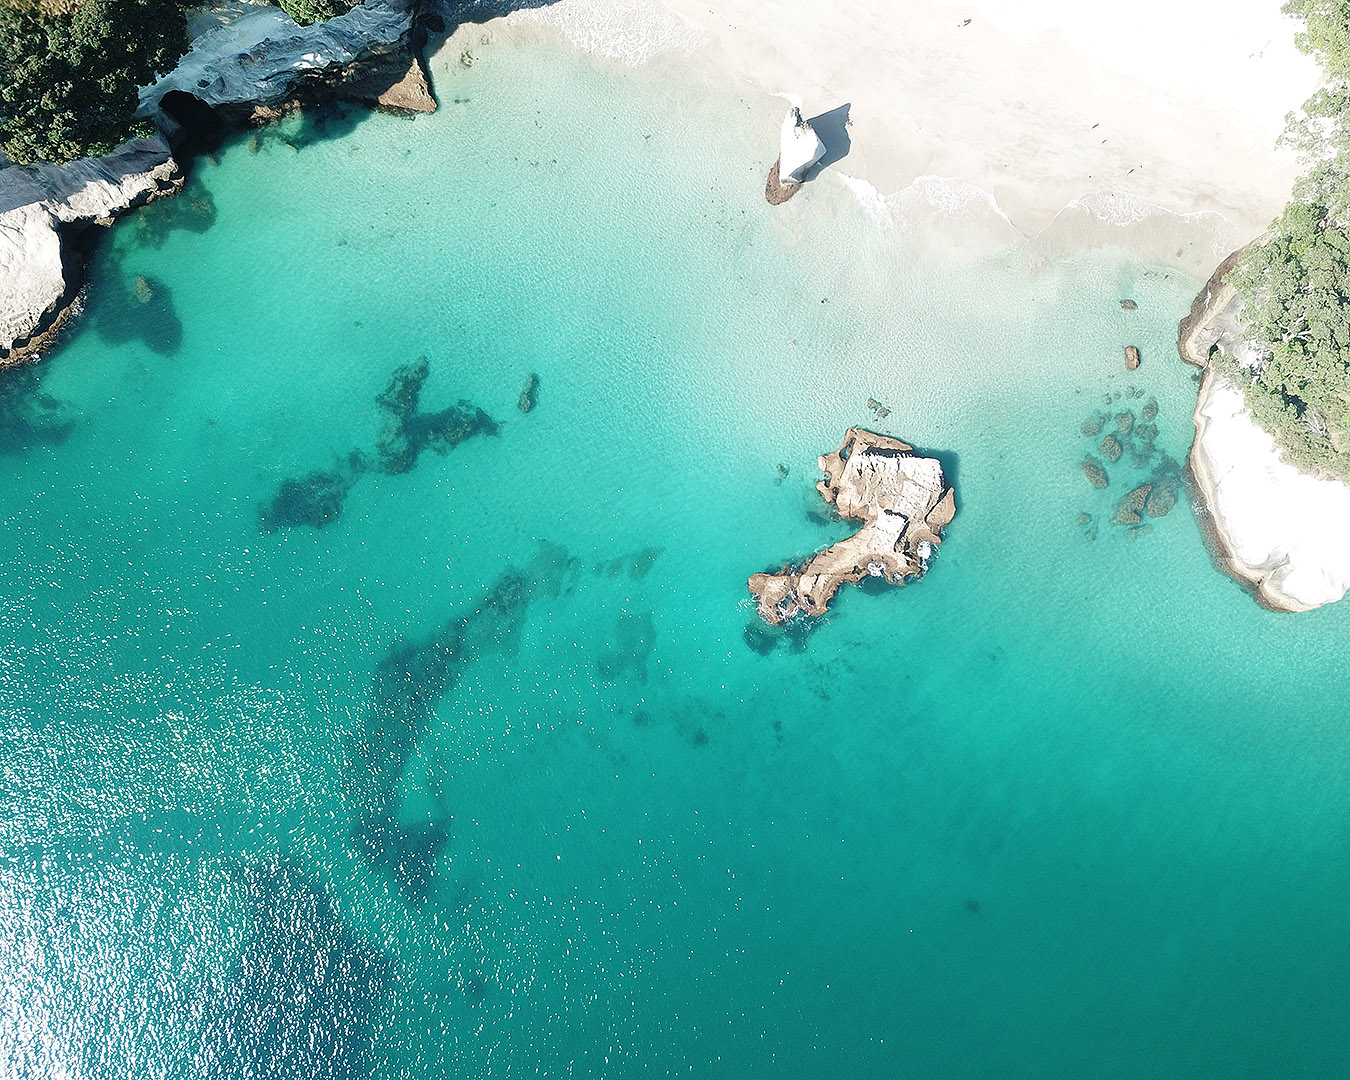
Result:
[4, 29, 1350, 1080]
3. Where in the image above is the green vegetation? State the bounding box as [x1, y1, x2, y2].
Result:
[278, 0, 357, 25]
[0, 0, 187, 164]
[1227, 1, 1350, 478]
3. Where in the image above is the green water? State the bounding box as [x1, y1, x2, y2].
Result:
[3, 29, 1350, 1080]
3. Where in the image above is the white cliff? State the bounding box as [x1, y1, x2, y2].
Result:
[1180, 259, 1350, 612]
[1, 138, 178, 360]
[1191, 370, 1350, 611]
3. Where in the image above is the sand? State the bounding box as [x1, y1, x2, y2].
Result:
[514, 0, 1320, 265]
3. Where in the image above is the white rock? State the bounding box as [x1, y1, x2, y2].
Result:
[1190, 369, 1350, 611]
[1, 138, 177, 356]
[140, 0, 412, 119]
[779, 107, 825, 183]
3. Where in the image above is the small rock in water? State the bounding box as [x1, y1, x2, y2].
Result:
[1081, 414, 1104, 437]
[133, 275, 153, 304]
[1082, 457, 1110, 489]
[1101, 394, 1114, 406]
[1125, 345, 1141, 370]
[1116, 411, 1135, 436]
[1113, 484, 1151, 525]
[774, 462, 790, 486]
[1100, 434, 1123, 463]
[518, 372, 540, 413]
[1142, 397, 1158, 423]
[1121, 299, 1138, 310]
[1085, 521, 1098, 541]
[1075, 512, 1093, 526]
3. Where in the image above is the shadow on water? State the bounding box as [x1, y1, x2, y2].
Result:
[88, 250, 184, 356]
[805, 103, 851, 175]
[351, 544, 580, 898]
[0, 364, 75, 454]
[198, 856, 390, 1080]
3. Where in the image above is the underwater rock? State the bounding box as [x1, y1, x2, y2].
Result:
[1116, 411, 1135, 436]
[1082, 457, 1110, 489]
[1145, 484, 1177, 518]
[1100, 434, 1123, 463]
[1075, 512, 1092, 526]
[1113, 484, 1151, 526]
[1125, 345, 1141, 370]
[774, 462, 790, 485]
[260, 450, 368, 531]
[133, 276, 153, 304]
[518, 372, 540, 413]
[1142, 397, 1158, 423]
[374, 355, 498, 474]
[748, 427, 955, 624]
[1081, 414, 1104, 437]
[1121, 299, 1137, 310]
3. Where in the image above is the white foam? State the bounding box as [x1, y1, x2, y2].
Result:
[519, 0, 708, 66]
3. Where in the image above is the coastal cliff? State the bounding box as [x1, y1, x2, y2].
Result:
[749, 428, 955, 623]
[0, 0, 432, 368]
[1179, 253, 1350, 612]
[0, 139, 181, 363]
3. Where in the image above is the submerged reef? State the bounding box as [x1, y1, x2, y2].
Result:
[351, 544, 579, 897]
[197, 856, 390, 1079]
[749, 427, 956, 624]
[0, 364, 75, 454]
[1076, 388, 1183, 540]
[375, 355, 498, 474]
[259, 449, 369, 532]
[261, 356, 497, 531]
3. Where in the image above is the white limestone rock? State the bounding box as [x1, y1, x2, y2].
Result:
[140, 0, 416, 121]
[1, 138, 177, 358]
[779, 107, 826, 184]
[1191, 369, 1350, 612]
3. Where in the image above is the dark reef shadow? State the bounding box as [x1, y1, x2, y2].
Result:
[0, 364, 75, 454]
[804, 103, 851, 176]
[196, 856, 390, 1080]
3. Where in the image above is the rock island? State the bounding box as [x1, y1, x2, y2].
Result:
[749, 428, 955, 624]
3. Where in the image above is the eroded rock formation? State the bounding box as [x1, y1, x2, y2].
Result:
[748, 428, 955, 624]
[765, 107, 826, 205]
[0, 138, 181, 365]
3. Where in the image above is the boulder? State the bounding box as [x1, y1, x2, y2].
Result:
[1082, 457, 1110, 489]
[1121, 299, 1137, 310]
[1113, 484, 1151, 526]
[765, 107, 826, 203]
[1125, 345, 1141, 370]
[1100, 434, 1123, 463]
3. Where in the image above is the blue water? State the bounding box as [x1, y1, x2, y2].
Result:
[3, 28, 1350, 1080]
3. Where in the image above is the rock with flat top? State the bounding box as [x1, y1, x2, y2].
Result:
[748, 427, 955, 624]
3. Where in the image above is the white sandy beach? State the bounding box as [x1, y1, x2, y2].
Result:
[507, 0, 1320, 266]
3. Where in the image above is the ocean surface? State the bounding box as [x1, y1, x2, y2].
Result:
[3, 23, 1350, 1080]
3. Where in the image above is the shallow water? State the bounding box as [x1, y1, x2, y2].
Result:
[3, 28, 1350, 1080]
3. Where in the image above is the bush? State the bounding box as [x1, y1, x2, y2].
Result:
[0, 0, 187, 164]
[277, 0, 357, 26]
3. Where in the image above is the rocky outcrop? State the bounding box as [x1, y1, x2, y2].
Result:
[765, 107, 825, 204]
[1180, 247, 1350, 612]
[140, 0, 433, 128]
[0, 139, 181, 365]
[748, 428, 956, 624]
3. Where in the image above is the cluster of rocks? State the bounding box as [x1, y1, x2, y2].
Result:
[1077, 386, 1181, 540]
[748, 427, 955, 624]
[260, 355, 497, 531]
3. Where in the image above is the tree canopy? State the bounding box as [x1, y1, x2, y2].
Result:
[0, 0, 187, 164]
[1226, 1, 1350, 478]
